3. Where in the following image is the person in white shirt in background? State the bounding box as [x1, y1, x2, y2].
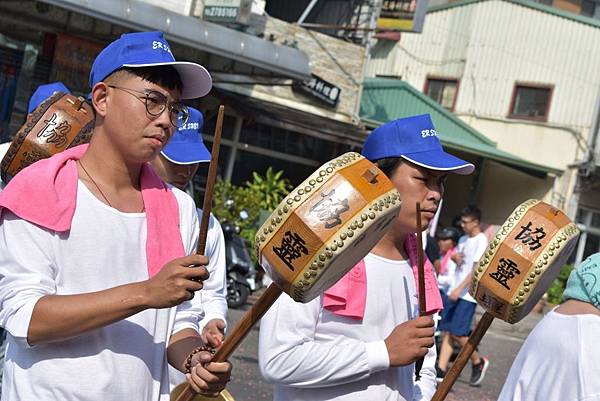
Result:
[498, 252, 600, 401]
[149, 106, 228, 390]
[436, 205, 489, 386]
[258, 114, 475, 401]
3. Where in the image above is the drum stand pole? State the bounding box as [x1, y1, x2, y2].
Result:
[174, 283, 284, 401]
[431, 312, 495, 401]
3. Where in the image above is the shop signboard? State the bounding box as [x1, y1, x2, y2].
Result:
[376, 0, 429, 33]
[203, 0, 252, 25]
[51, 33, 104, 94]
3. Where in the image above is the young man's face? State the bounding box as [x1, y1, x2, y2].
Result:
[388, 161, 447, 233]
[94, 72, 181, 163]
[460, 215, 480, 236]
[151, 154, 200, 190]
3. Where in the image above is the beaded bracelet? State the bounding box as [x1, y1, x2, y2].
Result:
[184, 346, 216, 374]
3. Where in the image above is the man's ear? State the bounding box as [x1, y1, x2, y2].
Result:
[91, 82, 109, 118]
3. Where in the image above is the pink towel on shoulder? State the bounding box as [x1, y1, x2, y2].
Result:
[323, 233, 443, 320]
[0, 144, 184, 277]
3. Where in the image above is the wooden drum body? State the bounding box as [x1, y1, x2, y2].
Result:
[470, 199, 580, 324]
[1, 92, 94, 183]
[256, 152, 401, 303]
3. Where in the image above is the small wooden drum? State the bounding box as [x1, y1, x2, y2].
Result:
[255, 151, 401, 303]
[1, 91, 94, 183]
[432, 199, 580, 401]
[172, 152, 401, 401]
[470, 199, 580, 323]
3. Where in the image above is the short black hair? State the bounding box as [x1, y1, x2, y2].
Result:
[461, 204, 482, 222]
[375, 157, 403, 177]
[105, 66, 183, 93]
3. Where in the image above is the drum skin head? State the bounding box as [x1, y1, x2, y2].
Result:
[470, 199, 580, 323]
[256, 152, 401, 303]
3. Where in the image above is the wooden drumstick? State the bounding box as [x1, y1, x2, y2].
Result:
[175, 284, 284, 401]
[197, 105, 224, 255]
[431, 313, 494, 401]
[414, 202, 427, 381]
[175, 104, 283, 401]
[175, 105, 227, 401]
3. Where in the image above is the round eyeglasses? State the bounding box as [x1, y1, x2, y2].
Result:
[107, 85, 189, 128]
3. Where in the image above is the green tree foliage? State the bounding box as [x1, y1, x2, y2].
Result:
[209, 168, 292, 261]
[211, 180, 261, 249]
[546, 264, 575, 305]
[245, 167, 292, 212]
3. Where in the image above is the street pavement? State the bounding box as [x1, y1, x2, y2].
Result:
[223, 290, 544, 401]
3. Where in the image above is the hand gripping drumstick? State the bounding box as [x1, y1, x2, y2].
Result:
[431, 199, 580, 401]
[414, 202, 427, 381]
[173, 105, 224, 401]
[172, 153, 403, 401]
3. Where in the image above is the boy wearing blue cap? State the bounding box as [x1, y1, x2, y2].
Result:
[259, 114, 474, 401]
[149, 108, 228, 389]
[0, 32, 230, 400]
[498, 252, 600, 401]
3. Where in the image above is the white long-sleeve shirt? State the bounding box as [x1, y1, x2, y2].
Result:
[0, 182, 200, 401]
[498, 309, 600, 401]
[169, 209, 227, 389]
[258, 253, 437, 401]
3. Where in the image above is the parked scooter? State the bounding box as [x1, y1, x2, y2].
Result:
[222, 201, 256, 308]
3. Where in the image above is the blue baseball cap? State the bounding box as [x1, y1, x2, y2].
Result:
[28, 82, 70, 113]
[362, 114, 474, 175]
[89, 31, 212, 99]
[161, 107, 211, 164]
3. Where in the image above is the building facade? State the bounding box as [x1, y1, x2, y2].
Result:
[366, 0, 600, 261]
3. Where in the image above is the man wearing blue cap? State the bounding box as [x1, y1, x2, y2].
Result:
[149, 108, 228, 389]
[259, 114, 474, 401]
[0, 31, 230, 400]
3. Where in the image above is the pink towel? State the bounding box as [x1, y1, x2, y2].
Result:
[323, 233, 443, 319]
[0, 144, 184, 277]
[440, 246, 457, 275]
